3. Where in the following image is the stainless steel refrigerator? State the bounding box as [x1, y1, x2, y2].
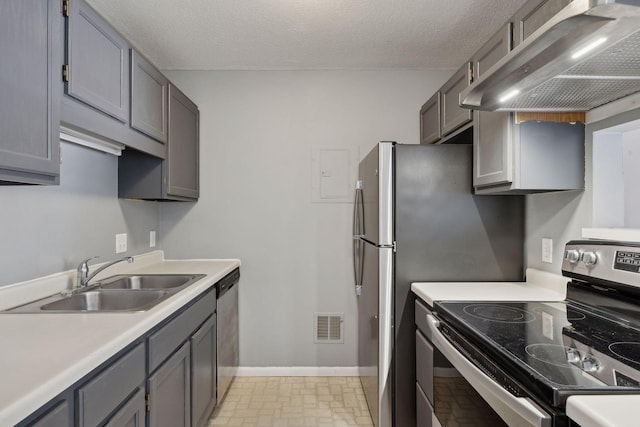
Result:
[352, 142, 524, 427]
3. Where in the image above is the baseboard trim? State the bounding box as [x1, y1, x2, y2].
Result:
[236, 367, 360, 377]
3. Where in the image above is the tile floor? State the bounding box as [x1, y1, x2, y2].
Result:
[207, 377, 374, 426]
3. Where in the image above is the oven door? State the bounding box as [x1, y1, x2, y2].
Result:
[419, 312, 552, 427]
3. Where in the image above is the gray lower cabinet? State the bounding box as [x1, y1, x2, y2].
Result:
[104, 387, 146, 427]
[78, 343, 145, 426]
[191, 315, 217, 427]
[416, 383, 433, 427]
[147, 290, 216, 426]
[19, 287, 219, 427]
[415, 301, 434, 427]
[26, 400, 71, 427]
[148, 342, 191, 427]
[0, 0, 61, 185]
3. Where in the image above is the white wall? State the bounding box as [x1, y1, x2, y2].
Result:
[159, 70, 451, 367]
[0, 142, 160, 287]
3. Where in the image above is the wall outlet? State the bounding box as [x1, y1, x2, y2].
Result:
[542, 238, 553, 264]
[116, 233, 127, 254]
[150, 231, 156, 248]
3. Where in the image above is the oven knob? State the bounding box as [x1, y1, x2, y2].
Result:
[581, 356, 600, 373]
[565, 250, 580, 264]
[566, 348, 581, 365]
[582, 251, 598, 266]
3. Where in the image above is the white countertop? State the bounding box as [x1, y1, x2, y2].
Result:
[411, 268, 568, 307]
[412, 268, 638, 427]
[566, 395, 640, 427]
[0, 252, 240, 426]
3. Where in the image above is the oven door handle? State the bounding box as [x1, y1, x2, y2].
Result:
[426, 314, 552, 427]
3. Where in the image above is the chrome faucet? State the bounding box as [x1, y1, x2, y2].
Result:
[76, 256, 134, 288]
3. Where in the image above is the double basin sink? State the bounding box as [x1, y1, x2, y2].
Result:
[8, 274, 206, 313]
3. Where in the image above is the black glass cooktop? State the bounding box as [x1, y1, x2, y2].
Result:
[434, 300, 640, 407]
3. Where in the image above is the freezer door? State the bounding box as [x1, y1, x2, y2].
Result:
[359, 142, 394, 247]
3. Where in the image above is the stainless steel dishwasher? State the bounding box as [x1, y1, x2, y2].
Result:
[216, 268, 240, 403]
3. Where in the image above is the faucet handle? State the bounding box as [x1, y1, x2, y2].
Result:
[78, 256, 99, 271]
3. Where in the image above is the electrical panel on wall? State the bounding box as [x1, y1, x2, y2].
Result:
[311, 146, 359, 203]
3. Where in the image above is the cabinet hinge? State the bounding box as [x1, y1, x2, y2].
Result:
[145, 393, 150, 412]
[62, 64, 69, 82]
[62, 0, 70, 17]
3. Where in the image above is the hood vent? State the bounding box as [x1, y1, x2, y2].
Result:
[460, 0, 640, 112]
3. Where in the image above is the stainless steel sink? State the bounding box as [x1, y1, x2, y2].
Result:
[4, 273, 206, 313]
[97, 274, 201, 291]
[40, 290, 169, 312]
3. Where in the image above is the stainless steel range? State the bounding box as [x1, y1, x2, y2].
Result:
[423, 240, 640, 427]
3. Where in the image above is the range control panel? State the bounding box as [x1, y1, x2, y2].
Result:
[614, 251, 640, 273]
[562, 240, 640, 289]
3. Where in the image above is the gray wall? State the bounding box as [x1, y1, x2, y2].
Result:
[159, 70, 451, 367]
[0, 142, 159, 287]
[526, 107, 640, 274]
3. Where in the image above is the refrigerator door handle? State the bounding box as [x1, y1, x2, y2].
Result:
[353, 180, 364, 238]
[353, 182, 364, 292]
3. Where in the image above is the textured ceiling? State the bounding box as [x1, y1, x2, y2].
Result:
[86, 0, 528, 70]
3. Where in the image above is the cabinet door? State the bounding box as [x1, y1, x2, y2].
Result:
[191, 315, 217, 427]
[167, 84, 199, 199]
[66, 0, 129, 122]
[512, 0, 572, 47]
[472, 24, 513, 188]
[416, 383, 433, 427]
[78, 344, 145, 427]
[441, 63, 473, 136]
[148, 342, 191, 427]
[419, 92, 441, 144]
[130, 50, 168, 143]
[26, 401, 71, 427]
[0, 0, 60, 185]
[104, 387, 146, 427]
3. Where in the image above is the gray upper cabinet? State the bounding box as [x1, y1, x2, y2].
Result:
[0, 0, 61, 185]
[167, 84, 200, 199]
[66, 0, 128, 122]
[419, 92, 441, 144]
[118, 85, 199, 201]
[130, 50, 168, 144]
[471, 18, 584, 194]
[472, 24, 513, 188]
[61, 0, 165, 159]
[473, 118, 584, 194]
[441, 63, 473, 136]
[512, 0, 573, 48]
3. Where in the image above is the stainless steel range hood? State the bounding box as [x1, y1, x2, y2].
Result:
[460, 0, 640, 112]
